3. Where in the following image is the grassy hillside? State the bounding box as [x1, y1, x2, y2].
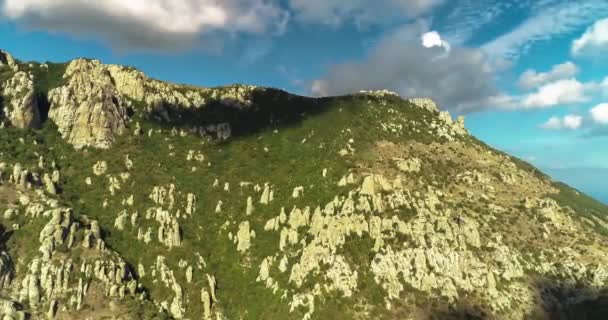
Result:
[1, 57, 608, 319]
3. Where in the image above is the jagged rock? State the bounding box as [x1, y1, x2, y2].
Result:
[360, 174, 392, 195]
[236, 221, 251, 252]
[246, 196, 254, 215]
[48, 59, 129, 148]
[338, 173, 356, 186]
[292, 186, 304, 198]
[42, 174, 57, 195]
[207, 274, 217, 302]
[185, 193, 197, 215]
[47, 299, 57, 319]
[108, 176, 121, 195]
[260, 185, 272, 205]
[158, 218, 181, 248]
[395, 158, 422, 173]
[114, 210, 128, 231]
[93, 161, 107, 176]
[1, 71, 40, 128]
[124, 155, 133, 170]
[408, 97, 439, 112]
[11, 163, 21, 185]
[51, 170, 60, 184]
[170, 282, 184, 319]
[185, 266, 193, 283]
[0, 49, 18, 71]
[201, 289, 212, 320]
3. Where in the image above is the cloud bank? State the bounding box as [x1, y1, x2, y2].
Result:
[310, 22, 500, 114]
[0, 0, 290, 51]
[540, 115, 583, 131]
[518, 61, 578, 90]
[289, 0, 443, 27]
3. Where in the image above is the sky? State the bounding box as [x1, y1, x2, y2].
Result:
[0, 0, 607, 203]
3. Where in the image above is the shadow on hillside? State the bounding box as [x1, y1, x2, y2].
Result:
[147, 88, 370, 139]
[532, 278, 608, 320]
[425, 299, 489, 320]
[36, 92, 50, 124]
[420, 278, 608, 320]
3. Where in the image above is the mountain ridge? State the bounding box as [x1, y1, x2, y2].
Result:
[0, 49, 608, 319]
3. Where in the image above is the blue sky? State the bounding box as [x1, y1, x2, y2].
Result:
[1, 0, 607, 203]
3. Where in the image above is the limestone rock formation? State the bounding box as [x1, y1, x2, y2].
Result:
[1, 71, 40, 128]
[48, 59, 129, 149]
[236, 221, 251, 252]
[2, 50, 608, 320]
[0, 50, 18, 71]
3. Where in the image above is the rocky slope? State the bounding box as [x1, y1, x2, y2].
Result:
[0, 49, 608, 319]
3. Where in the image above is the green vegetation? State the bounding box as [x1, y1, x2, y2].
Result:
[0, 90, 447, 319]
[1, 60, 608, 319]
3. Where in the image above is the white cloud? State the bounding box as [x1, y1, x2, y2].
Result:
[288, 0, 443, 27]
[0, 0, 290, 51]
[421, 31, 450, 51]
[541, 117, 564, 130]
[494, 75, 608, 110]
[572, 18, 608, 56]
[518, 61, 578, 90]
[590, 103, 608, 124]
[310, 22, 501, 114]
[563, 114, 583, 130]
[540, 114, 583, 130]
[481, 1, 608, 59]
[522, 79, 588, 108]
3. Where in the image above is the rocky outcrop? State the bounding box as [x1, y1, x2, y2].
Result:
[236, 221, 252, 252]
[1, 71, 40, 128]
[48, 59, 129, 149]
[0, 50, 18, 71]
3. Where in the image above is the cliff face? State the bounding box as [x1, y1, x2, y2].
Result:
[47, 59, 129, 149]
[1, 71, 40, 129]
[0, 49, 608, 320]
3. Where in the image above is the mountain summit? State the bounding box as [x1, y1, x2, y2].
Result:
[1, 50, 607, 319]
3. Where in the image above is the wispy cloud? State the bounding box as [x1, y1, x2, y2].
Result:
[440, 0, 525, 44]
[481, 1, 608, 59]
[540, 114, 583, 130]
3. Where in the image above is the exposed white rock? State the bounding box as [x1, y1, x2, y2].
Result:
[246, 196, 255, 215]
[185, 193, 197, 215]
[215, 200, 223, 213]
[236, 221, 251, 252]
[1, 71, 40, 128]
[260, 185, 272, 205]
[292, 186, 304, 198]
[395, 158, 422, 173]
[93, 161, 107, 176]
[48, 59, 129, 148]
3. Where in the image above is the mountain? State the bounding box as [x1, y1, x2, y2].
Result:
[1, 49, 608, 320]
